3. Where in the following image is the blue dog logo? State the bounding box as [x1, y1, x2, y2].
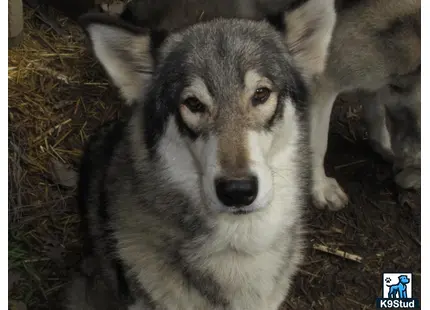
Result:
[386, 275, 410, 298]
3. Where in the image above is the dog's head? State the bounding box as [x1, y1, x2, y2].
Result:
[80, 0, 336, 214]
[398, 275, 410, 285]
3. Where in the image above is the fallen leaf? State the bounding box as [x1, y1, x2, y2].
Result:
[50, 159, 77, 188]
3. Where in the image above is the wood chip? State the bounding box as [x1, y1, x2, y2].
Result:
[313, 244, 363, 263]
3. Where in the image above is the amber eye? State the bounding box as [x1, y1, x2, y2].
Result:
[182, 97, 206, 113]
[252, 87, 271, 106]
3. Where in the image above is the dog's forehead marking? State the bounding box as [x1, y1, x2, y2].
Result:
[182, 76, 214, 106]
[169, 25, 277, 84]
[244, 70, 262, 90]
[157, 20, 296, 107]
[244, 70, 272, 91]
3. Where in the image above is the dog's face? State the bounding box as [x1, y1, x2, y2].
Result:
[151, 21, 308, 214]
[399, 275, 410, 285]
[81, 0, 336, 214]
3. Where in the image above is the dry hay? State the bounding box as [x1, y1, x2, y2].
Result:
[8, 5, 122, 309]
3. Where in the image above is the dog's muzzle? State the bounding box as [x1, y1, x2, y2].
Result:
[214, 175, 258, 209]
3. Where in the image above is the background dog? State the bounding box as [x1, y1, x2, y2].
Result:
[117, 0, 310, 30]
[65, 0, 336, 308]
[360, 70, 420, 191]
[309, 0, 420, 210]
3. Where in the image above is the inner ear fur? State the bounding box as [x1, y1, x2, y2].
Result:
[79, 13, 155, 104]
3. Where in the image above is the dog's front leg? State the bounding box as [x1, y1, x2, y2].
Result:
[309, 82, 348, 210]
[361, 90, 395, 162]
[363, 83, 421, 191]
[400, 288, 408, 299]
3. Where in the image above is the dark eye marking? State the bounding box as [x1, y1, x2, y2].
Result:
[252, 87, 272, 106]
[182, 97, 206, 113]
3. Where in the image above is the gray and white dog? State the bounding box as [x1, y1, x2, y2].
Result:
[102, 0, 421, 211]
[65, 1, 336, 309]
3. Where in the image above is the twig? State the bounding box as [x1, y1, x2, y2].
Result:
[34, 66, 73, 84]
[23, 257, 51, 263]
[313, 244, 363, 263]
[334, 159, 366, 170]
[330, 226, 344, 234]
[33, 118, 72, 143]
[297, 268, 320, 278]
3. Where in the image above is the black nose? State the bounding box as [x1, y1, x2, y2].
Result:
[215, 176, 258, 207]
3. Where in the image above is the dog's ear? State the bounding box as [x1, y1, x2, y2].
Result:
[278, 0, 337, 80]
[79, 13, 155, 105]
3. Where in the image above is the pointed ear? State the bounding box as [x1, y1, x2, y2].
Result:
[282, 0, 336, 79]
[79, 13, 155, 104]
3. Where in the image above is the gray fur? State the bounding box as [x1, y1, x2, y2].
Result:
[67, 6, 336, 308]
[309, 0, 421, 210]
[113, 0, 420, 207]
[361, 72, 421, 190]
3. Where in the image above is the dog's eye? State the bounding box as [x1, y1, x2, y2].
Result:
[252, 88, 271, 106]
[182, 97, 206, 113]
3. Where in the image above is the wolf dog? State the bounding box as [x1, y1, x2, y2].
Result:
[65, 1, 336, 309]
[308, 0, 421, 210]
[102, 0, 421, 211]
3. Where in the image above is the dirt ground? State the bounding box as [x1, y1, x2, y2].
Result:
[8, 6, 421, 310]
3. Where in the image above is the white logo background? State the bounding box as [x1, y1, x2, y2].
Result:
[382, 273, 413, 298]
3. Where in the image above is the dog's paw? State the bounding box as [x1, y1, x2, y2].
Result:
[395, 167, 421, 190]
[312, 176, 348, 211]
